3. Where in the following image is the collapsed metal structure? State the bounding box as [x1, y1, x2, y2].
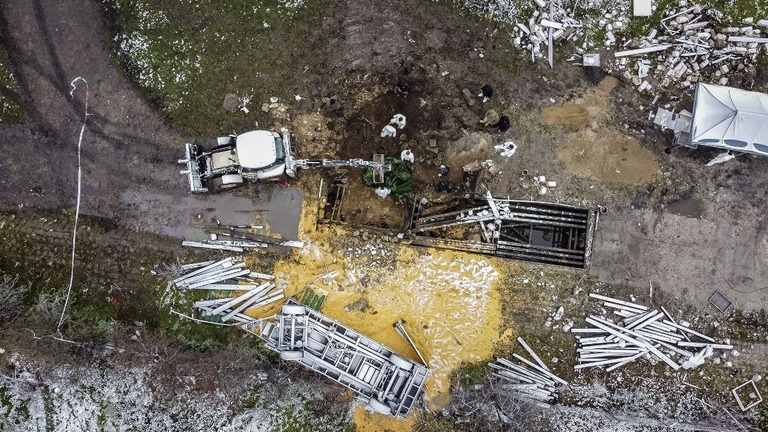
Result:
[243, 301, 429, 417]
[319, 178, 598, 268]
[170, 259, 429, 418]
[408, 192, 597, 268]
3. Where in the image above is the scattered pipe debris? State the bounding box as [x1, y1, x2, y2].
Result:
[571, 293, 733, 372]
[601, 4, 767, 94]
[489, 337, 567, 403]
[511, 0, 584, 67]
[169, 257, 283, 323]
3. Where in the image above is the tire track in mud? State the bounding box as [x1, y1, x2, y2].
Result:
[0, 0, 238, 232]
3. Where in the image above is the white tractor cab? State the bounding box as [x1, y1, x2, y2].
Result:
[180, 127, 390, 193]
[180, 128, 296, 193]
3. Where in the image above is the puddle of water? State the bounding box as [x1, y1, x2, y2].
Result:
[666, 197, 703, 218]
[119, 186, 304, 240]
[265, 187, 303, 240]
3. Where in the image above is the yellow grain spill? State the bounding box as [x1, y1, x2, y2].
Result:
[353, 405, 417, 432]
[243, 181, 505, 431]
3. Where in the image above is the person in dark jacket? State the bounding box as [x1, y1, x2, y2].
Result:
[479, 84, 493, 102]
[493, 115, 510, 132]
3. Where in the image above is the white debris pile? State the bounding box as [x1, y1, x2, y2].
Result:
[532, 174, 557, 195]
[572, 293, 734, 371]
[510, 0, 585, 66]
[489, 337, 568, 403]
[261, 96, 290, 118]
[605, 5, 767, 93]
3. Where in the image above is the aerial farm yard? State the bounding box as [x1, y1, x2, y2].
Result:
[1, 0, 768, 431]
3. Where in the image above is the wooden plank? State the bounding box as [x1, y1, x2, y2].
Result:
[614, 310, 637, 318]
[606, 350, 648, 372]
[580, 351, 641, 359]
[190, 283, 262, 291]
[221, 284, 273, 321]
[574, 357, 632, 369]
[604, 301, 645, 313]
[576, 343, 623, 350]
[578, 348, 642, 354]
[647, 319, 679, 333]
[659, 306, 688, 342]
[182, 240, 244, 252]
[194, 297, 231, 307]
[578, 337, 612, 344]
[634, 329, 682, 343]
[657, 341, 694, 358]
[177, 262, 246, 286]
[248, 272, 276, 280]
[187, 269, 251, 289]
[485, 190, 501, 220]
[492, 370, 535, 385]
[492, 366, 550, 387]
[493, 360, 554, 386]
[624, 311, 660, 329]
[248, 292, 284, 309]
[728, 36, 768, 43]
[179, 260, 217, 271]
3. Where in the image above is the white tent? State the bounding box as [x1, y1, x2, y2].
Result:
[690, 83, 768, 156]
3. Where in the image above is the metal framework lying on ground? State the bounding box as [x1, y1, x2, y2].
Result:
[242, 300, 429, 417]
[318, 178, 598, 268]
[408, 194, 597, 268]
[168, 258, 429, 417]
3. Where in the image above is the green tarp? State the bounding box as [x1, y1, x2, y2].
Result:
[362, 157, 413, 198]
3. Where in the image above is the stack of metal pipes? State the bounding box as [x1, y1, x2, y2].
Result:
[172, 258, 284, 323]
[489, 337, 568, 403]
[572, 293, 733, 372]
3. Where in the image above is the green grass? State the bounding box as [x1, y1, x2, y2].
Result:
[105, 0, 339, 137]
[452, 361, 490, 386]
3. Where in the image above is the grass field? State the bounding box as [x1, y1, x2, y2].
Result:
[106, 0, 336, 136]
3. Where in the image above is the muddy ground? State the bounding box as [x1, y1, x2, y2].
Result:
[1, 0, 768, 430]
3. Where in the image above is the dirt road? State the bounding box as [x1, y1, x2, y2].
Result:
[0, 0, 301, 239]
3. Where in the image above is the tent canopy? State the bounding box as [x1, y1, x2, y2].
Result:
[690, 83, 768, 156]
